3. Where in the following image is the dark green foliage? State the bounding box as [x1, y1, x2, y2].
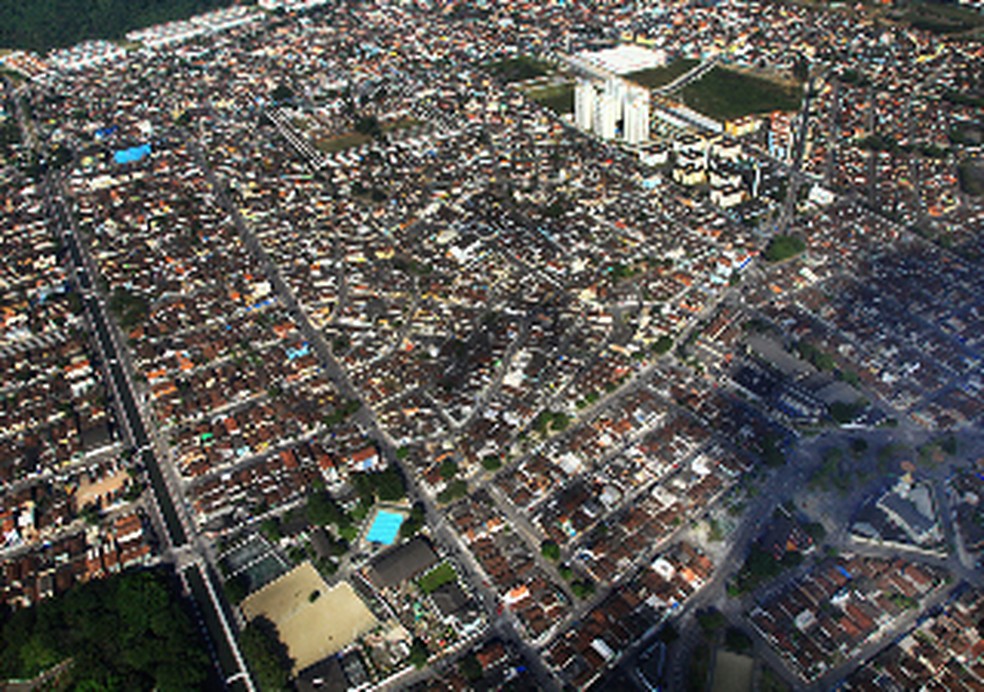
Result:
[732, 544, 803, 594]
[260, 517, 282, 543]
[108, 287, 150, 330]
[804, 521, 826, 542]
[487, 55, 550, 83]
[534, 410, 571, 435]
[407, 637, 429, 668]
[354, 115, 382, 139]
[437, 478, 468, 505]
[223, 575, 249, 606]
[850, 437, 869, 457]
[696, 608, 726, 633]
[656, 623, 679, 644]
[351, 467, 406, 503]
[570, 579, 595, 599]
[399, 504, 425, 539]
[439, 458, 458, 480]
[724, 627, 753, 654]
[0, 0, 236, 52]
[796, 340, 836, 371]
[459, 652, 483, 682]
[270, 84, 293, 104]
[322, 398, 361, 427]
[830, 400, 865, 425]
[481, 454, 502, 472]
[0, 568, 209, 689]
[240, 616, 293, 692]
[652, 335, 674, 355]
[760, 432, 786, 467]
[540, 540, 560, 561]
[763, 235, 806, 263]
[305, 492, 348, 528]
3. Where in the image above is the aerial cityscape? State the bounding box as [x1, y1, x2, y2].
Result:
[0, 0, 982, 690]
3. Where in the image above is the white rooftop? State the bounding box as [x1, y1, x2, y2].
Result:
[575, 45, 666, 75]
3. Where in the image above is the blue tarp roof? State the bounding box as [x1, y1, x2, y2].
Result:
[114, 143, 151, 165]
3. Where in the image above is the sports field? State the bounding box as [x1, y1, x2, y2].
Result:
[241, 562, 378, 672]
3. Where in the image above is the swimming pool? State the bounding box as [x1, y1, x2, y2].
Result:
[365, 509, 405, 545]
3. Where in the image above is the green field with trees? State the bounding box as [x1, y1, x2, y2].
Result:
[0, 568, 210, 689]
[763, 235, 806, 262]
[0, 0, 235, 52]
[682, 67, 802, 121]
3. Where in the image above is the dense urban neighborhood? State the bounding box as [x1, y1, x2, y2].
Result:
[0, 0, 982, 690]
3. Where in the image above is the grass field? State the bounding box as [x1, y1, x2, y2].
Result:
[627, 58, 700, 90]
[681, 67, 802, 121]
[241, 563, 378, 673]
[418, 562, 457, 594]
[526, 82, 574, 114]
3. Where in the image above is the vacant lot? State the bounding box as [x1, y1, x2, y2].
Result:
[711, 651, 754, 692]
[315, 132, 372, 154]
[627, 58, 700, 90]
[241, 562, 378, 673]
[682, 67, 802, 121]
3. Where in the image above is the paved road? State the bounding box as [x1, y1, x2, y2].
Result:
[189, 133, 562, 691]
[35, 123, 255, 692]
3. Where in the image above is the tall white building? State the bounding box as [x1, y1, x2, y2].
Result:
[594, 92, 619, 140]
[572, 75, 648, 145]
[575, 79, 596, 132]
[623, 85, 650, 145]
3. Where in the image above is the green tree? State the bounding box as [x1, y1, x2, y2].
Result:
[407, 637, 429, 668]
[240, 617, 293, 692]
[481, 454, 502, 472]
[459, 652, 483, 682]
[540, 540, 560, 561]
[439, 458, 458, 480]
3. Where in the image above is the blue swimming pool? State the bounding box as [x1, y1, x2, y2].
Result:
[366, 510, 404, 545]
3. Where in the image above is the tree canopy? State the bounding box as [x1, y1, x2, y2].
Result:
[0, 0, 236, 53]
[0, 568, 209, 690]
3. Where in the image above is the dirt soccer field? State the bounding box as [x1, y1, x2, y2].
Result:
[241, 562, 378, 672]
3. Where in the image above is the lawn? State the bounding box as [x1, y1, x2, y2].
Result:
[627, 58, 700, 90]
[417, 562, 457, 594]
[681, 67, 802, 121]
[526, 83, 574, 114]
